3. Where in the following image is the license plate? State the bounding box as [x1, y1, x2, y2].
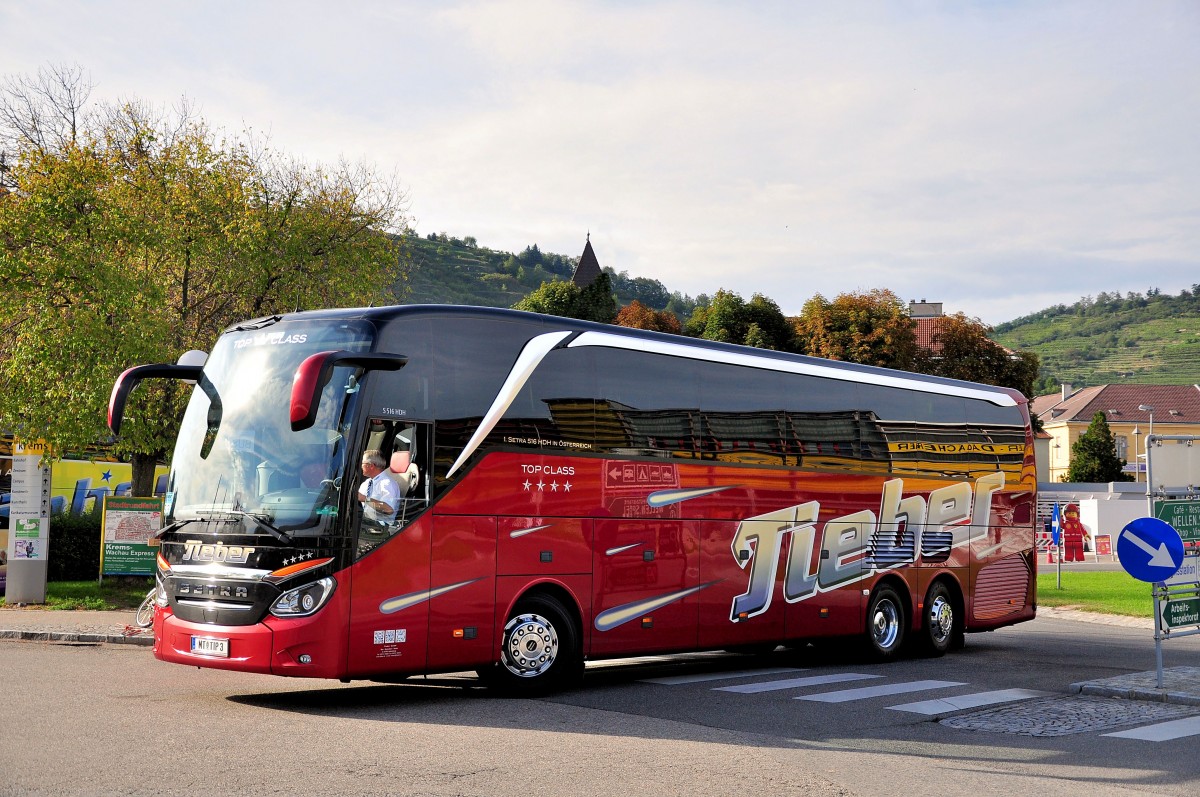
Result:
[190, 636, 230, 658]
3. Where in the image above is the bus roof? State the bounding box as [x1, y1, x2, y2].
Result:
[231, 303, 1027, 408]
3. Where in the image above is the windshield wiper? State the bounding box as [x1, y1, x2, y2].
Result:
[227, 509, 294, 544]
[154, 518, 203, 539]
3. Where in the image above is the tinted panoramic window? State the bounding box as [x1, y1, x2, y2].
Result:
[499, 347, 597, 452]
[370, 317, 433, 418]
[430, 318, 538, 420]
[594, 348, 701, 456]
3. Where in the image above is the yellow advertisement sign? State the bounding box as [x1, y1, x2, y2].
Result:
[888, 441, 1026, 456]
[4, 459, 169, 518]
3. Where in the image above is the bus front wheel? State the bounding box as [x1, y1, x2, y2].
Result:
[483, 594, 582, 694]
[864, 585, 906, 661]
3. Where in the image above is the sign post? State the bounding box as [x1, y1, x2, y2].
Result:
[4, 441, 51, 604]
[1117, 516, 1185, 688]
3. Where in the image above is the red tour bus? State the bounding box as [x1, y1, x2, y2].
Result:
[109, 305, 1036, 692]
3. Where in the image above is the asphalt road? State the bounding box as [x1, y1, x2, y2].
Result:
[2, 612, 1198, 796]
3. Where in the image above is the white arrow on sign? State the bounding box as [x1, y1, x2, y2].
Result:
[1121, 528, 1177, 568]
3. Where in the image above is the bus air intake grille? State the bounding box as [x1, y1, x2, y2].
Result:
[972, 554, 1031, 620]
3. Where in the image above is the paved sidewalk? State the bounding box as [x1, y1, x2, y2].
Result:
[0, 607, 152, 646]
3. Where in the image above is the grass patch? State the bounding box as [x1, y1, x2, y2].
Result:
[3, 579, 153, 611]
[1037, 571, 1156, 618]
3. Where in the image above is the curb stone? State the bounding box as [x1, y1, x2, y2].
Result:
[0, 629, 153, 646]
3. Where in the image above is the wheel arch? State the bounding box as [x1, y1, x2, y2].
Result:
[871, 572, 913, 626]
[502, 579, 586, 655]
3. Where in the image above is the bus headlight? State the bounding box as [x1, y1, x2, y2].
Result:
[270, 577, 336, 618]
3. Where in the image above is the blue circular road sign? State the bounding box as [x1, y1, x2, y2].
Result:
[1117, 517, 1184, 583]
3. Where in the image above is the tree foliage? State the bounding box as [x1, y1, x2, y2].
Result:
[0, 64, 411, 492]
[512, 280, 585, 317]
[577, 271, 617, 324]
[1065, 412, 1132, 483]
[614, 300, 681, 334]
[512, 272, 617, 324]
[913, 312, 1041, 398]
[793, 289, 917, 369]
[684, 289, 797, 351]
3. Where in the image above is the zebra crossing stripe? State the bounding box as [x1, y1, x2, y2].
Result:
[887, 688, 1053, 716]
[796, 679, 966, 703]
[639, 667, 805, 685]
[716, 672, 881, 694]
[1102, 716, 1200, 741]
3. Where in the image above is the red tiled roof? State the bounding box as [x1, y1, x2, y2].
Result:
[914, 317, 946, 354]
[1034, 384, 1200, 425]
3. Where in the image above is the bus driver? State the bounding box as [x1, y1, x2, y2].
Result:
[357, 449, 400, 524]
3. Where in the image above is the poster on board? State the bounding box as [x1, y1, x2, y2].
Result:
[100, 495, 163, 576]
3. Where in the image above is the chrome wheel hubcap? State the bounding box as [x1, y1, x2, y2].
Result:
[502, 612, 559, 677]
[871, 598, 901, 650]
[929, 595, 953, 644]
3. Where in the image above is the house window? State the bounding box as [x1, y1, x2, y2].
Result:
[1115, 435, 1128, 462]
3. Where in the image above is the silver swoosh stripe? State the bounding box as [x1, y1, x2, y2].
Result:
[606, 542, 645, 556]
[379, 578, 483, 615]
[977, 542, 1004, 559]
[447, 330, 574, 477]
[510, 524, 553, 539]
[594, 580, 721, 632]
[647, 486, 737, 507]
[567, 330, 1017, 407]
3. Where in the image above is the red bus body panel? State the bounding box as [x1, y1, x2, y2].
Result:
[156, 449, 1035, 680]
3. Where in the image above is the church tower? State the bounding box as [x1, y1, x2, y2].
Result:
[570, 233, 603, 288]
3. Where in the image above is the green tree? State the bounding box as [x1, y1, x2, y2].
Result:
[793, 289, 917, 369]
[684, 289, 795, 350]
[577, 270, 617, 323]
[513, 279, 583, 317]
[513, 272, 617, 324]
[913, 312, 1041, 399]
[0, 64, 411, 494]
[1065, 412, 1132, 483]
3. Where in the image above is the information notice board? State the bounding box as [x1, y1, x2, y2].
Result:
[100, 495, 163, 576]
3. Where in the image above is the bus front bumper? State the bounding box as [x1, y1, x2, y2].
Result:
[155, 610, 346, 678]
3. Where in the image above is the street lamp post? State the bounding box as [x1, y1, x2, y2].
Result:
[1133, 425, 1141, 483]
[1138, 404, 1154, 485]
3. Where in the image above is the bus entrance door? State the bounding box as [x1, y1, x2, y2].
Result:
[344, 516, 434, 679]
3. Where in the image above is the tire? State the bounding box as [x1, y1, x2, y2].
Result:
[864, 584, 906, 661]
[134, 590, 156, 629]
[918, 581, 958, 657]
[482, 594, 582, 695]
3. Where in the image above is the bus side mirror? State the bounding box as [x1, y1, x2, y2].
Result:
[290, 351, 407, 432]
[108, 363, 205, 436]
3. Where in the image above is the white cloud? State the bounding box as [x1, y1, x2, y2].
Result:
[2, 1, 1197, 324]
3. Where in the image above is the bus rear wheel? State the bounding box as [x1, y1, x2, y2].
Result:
[864, 585, 906, 661]
[918, 582, 960, 657]
[482, 594, 581, 695]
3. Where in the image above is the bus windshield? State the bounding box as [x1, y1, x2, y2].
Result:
[166, 319, 374, 535]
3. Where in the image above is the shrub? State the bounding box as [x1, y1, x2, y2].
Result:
[47, 509, 103, 581]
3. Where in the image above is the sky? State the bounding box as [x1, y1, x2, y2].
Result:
[2, 1, 1197, 325]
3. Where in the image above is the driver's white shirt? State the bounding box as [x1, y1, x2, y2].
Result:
[359, 475, 400, 523]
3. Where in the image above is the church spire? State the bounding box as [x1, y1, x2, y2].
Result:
[570, 233, 602, 287]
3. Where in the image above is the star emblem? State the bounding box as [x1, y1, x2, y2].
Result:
[101, 470, 113, 482]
